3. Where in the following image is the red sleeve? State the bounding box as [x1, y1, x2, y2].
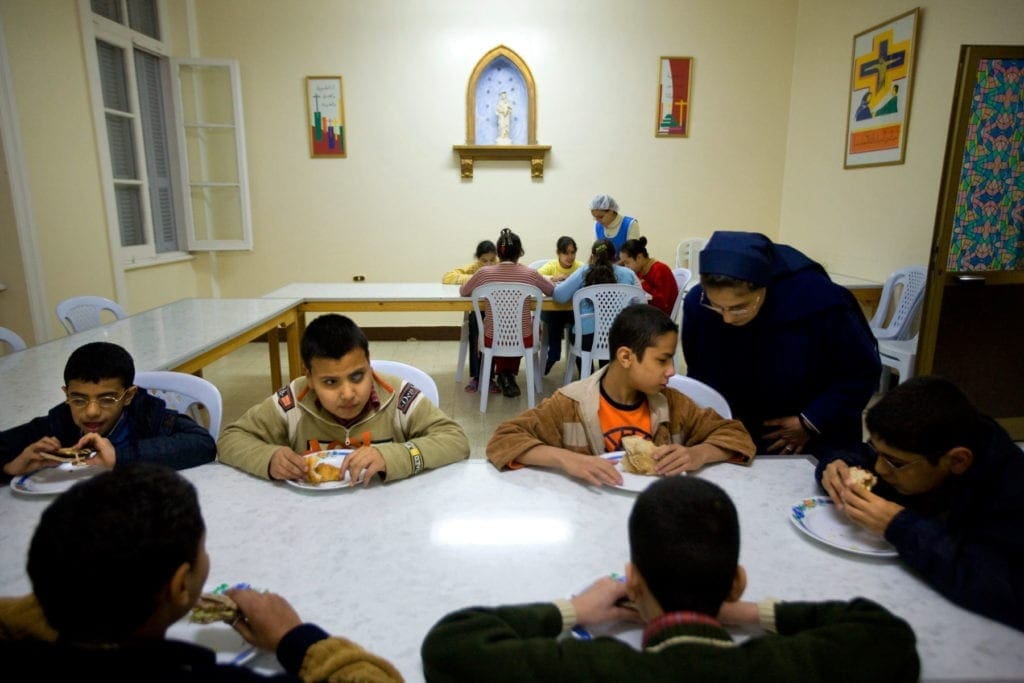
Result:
[644, 263, 678, 315]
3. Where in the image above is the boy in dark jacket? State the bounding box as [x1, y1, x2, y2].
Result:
[422, 476, 919, 682]
[818, 375, 1024, 632]
[1, 342, 215, 480]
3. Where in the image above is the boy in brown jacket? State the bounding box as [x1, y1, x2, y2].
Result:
[487, 304, 755, 486]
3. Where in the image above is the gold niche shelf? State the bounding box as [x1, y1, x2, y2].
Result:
[452, 144, 551, 179]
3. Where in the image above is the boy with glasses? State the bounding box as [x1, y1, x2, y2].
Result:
[0, 341, 215, 479]
[817, 376, 1024, 632]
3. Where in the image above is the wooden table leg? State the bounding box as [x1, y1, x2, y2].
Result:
[267, 327, 282, 390]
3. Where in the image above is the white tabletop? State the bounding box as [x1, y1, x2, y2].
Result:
[264, 282, 465, 301]
[1, 457, 1020, 680]
[0, 298, 300, 431]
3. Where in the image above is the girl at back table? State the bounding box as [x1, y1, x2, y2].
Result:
[619, 237, 679, 316]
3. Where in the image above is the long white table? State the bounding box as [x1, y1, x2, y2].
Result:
[1, 457, 1019, 680]
[0, 298, 302, 431]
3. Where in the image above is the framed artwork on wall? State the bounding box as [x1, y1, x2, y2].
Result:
[306, 76, 345, 157]
[656, 57, 693, 137]
[843, 8, 920, 168]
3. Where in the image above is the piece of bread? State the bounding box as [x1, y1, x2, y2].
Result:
[305, 454, 343, 484]
[846, 466, 878, 491]
[40, 447, 96, 464]
[189, 592, 238, 624]
[621, 436, 657, 476]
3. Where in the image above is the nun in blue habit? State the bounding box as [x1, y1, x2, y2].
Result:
[681, 231, 880, 455]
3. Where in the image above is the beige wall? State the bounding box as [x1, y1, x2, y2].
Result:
[1, 0, 1018, 338]
[780, 0, 1024, 281]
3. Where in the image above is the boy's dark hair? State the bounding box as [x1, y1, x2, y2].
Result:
[585, 238, 617, 287]
[475, 240, 496, 259]
[629, 477, 739, 615]
[700, 273, 758, 291]
[27, 463, 205, 642]
[495, 228, 524, 262]
[301, 314, 369, 368]
[556, 236, 577, 254]
[63, 342, 134, 387]
[608, 304, 677, 361]
[620, 236, 650, 259]
[866, 375, 986, 463]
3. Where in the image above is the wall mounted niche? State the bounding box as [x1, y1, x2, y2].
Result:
[453, 45, 550, 178]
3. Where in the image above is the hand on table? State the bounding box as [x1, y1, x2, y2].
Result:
[717, 600, 760, 627]
[840, 484, 904, 536]
[570, 576, 642, 627]
[563, 452, 623, 487]
[269, 447, 307, 480]
[651, 444, 726, 475]
[227, 588, 302, 651]
[2, 437, 62, 476]
[763, 416, 810, 454]
[341, 446, 386, 487]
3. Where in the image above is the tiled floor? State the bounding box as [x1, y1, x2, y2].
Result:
[201, 340, 582, 460]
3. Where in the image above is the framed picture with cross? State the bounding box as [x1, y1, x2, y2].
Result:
[655, 57, 693, 138]
[306, 76, 346, 157]
[843, 8, 920, 168]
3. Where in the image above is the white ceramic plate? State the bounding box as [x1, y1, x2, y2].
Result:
[10, 462, 102, 495]
[601, 451, 676, 493]
[789, 496, 898, 557]
[166, 583, 257, 665]
[284, 449, 359, 490]
[569, 573, 642, 649]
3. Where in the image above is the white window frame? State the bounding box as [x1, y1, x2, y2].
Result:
[171, 58, 253, 251]
[80, 0, 190, 273]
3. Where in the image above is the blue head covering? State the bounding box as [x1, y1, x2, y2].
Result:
[699, 231, 821, 287]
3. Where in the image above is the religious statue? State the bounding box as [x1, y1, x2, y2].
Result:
[495, 91, 512, 145]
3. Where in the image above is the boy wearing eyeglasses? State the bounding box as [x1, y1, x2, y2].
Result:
[817, 376, 1024, 632]
[0, 341, 215, 480]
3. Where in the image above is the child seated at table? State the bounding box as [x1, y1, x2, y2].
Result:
[618, 236, 679, 316]
[817, 376, 1024, 632]
[459, 228, 555, 398]
[422, 476, 920, 681]
[218, 313, 469, 484]
[536, 236, 583, 375]
[486, 304, 755, 486]
[443, 239, 498, 394]
[0, 341, 215, 481]
[0, 463, 402, 681]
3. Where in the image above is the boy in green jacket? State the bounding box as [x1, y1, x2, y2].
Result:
[422, 476, 919, 682]
[218, 314, 468, 484]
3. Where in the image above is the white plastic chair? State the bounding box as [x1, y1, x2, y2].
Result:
[371, 359, 440, 405]
[667, 375, 732, 418]
[56, 295, 128, 334]
[455, 312, 473, 383]
[674, 238, 706, 281]
[878, 335, 918, 392]
[668, 268, 692, 371]
[134, 371, 223, 439]
[869, 266, 927, 341]
[0, 326, 27, 354]
[471, 283, 545, 412]
[564, 284, 646, 385]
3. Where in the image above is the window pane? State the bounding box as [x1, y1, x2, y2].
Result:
[135, 50, 178, 252]
[185, 128, 239, 183]
[91, 0, 122, 23]
[190, 186, 243, 242]
[178, 65, 235, 124]
[127, 0, 160, 40]
[115, 186, 145, 246]
[105, 114, 137, 179]
[96, 41, 128, 112]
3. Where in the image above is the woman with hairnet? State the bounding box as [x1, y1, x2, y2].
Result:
[589, 194, 639, 261]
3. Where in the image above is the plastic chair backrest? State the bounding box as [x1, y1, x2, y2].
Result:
[528, 259, 550, 270]
[674, 238, 706, 270]
[667, 375, 732, 418]
[134, 371, 223, 439]
[669, 268, 692, 324]
[0, 327, 27, 354]
[869, 266, 927, 340]
[471, 283, 544, 356]
[572, 284, 647, 361]
[56, 295, 128, 334]
[371, 359, 440, 405]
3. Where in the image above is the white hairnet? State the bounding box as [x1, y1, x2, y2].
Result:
[589, 194, 619, 212]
